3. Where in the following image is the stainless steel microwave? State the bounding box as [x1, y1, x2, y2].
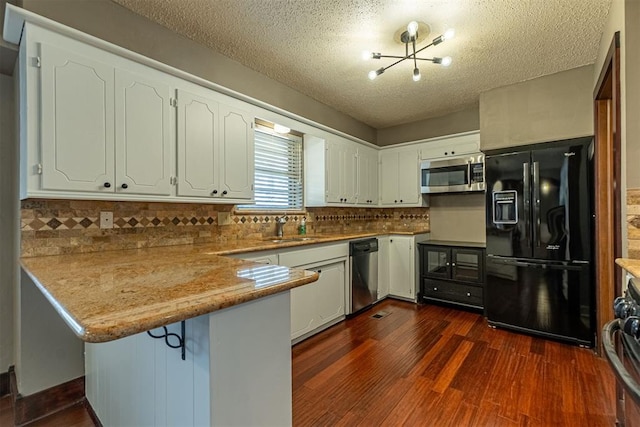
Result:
[420, 154, 485, 194]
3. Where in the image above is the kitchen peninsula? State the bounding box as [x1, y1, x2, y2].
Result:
[21, 242, 319, 426]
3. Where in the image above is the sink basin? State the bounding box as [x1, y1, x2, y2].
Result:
[270, 237, 317, 243]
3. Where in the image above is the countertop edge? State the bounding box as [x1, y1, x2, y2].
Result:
[616, 258, 640, 277]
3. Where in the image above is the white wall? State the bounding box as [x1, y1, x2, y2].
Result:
[16, 271, 84, 395]
[0, 73, 17, 373]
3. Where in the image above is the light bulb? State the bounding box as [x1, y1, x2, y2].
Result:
[274, 124, 291, 134]
[407, 21, 419, 37]
[443, 28, 455, 40]
[413, 68, 421, 82]
[362, 50, 372, 61]
[368, 67, 384, 80]
[441, 56, 452, 67]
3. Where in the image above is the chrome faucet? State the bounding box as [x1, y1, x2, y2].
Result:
[275, 216, 286, 238]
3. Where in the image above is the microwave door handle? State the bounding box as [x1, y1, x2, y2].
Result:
[603, 320, 640, 405]
[523, 162, 530, 245]
[467, 161, 472, 188]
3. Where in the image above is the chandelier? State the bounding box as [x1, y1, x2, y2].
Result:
[363, 21, 454, 81]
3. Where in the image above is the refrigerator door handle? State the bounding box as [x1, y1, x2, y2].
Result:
[533, 161, 541, 248]
[523, 162, 530, 244]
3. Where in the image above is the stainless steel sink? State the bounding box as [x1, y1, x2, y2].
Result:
[270, 237, 317, 243]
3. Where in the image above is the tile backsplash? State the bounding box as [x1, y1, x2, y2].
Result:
[628, 188, 640, 259]
[21, 199, 429, 257]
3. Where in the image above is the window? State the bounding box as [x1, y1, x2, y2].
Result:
[237, 122, 303, 211]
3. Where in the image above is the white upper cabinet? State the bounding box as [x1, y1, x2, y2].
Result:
[304, 135, 359, 206]
[379, 148, 425, 206]
[21, 24, 256, 203]
[176, 87, 254, 201]
[356, 145, 378, 205]
[419, 132, 480, 160]
[176, 89, 219, 198]
[218, 104, 254, 200]
[40, 43, 115, 193]
[115, 69, 172, 196]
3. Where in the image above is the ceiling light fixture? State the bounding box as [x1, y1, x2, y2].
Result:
[364, 21, 454, 81]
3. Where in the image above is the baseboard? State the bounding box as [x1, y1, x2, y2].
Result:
[0, 370, 8, 397]
[84, 398, 103, 427]
[9, 367, 86, 426]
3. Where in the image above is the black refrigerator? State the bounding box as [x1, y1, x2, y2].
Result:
[484, 136, 595, 346]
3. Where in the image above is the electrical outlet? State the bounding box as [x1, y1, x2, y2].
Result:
[100, 211, 113, 229]
[218, 212, 231, 225]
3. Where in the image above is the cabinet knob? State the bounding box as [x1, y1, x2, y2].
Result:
[433, 287, 438, 291]
[212, 190, 218, 195]
[452, 151, 455, 155]
[452, 263, 456, 266]
[121, 183, 128, 189]
[466, 292, 471, 297]
[445, 152, 448, 155]
[104, 182, 111, 188]
[394, 200, 398, 203]
[446, 262, 450, 266]
[400, 199, 403, 203]
[222, 190, 228, 195]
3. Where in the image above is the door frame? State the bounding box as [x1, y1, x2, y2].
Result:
[593, 32, 622, 352]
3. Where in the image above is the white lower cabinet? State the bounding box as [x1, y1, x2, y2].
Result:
[290, 260, 345, 340]
[377, 236, 390, 300]
[85, 292, 292, 426]
[386, 234, 430, 301]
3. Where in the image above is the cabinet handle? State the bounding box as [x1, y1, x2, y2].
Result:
[103, 182, 111, 188]
[121, 183, 128, 189]
[212, 190, 218, 195]
[222, 190, 228, 195]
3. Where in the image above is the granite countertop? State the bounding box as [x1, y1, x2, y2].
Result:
[21, 229, 429, 343]
[616, 258, 640, 277]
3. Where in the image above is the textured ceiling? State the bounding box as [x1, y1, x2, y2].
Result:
[112, 0, 612, 130]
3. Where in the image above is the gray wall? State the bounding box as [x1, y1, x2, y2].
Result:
[428, 193, 486, 243]
[377, 105, 480, 146]
[0, 73, 17, 374]
[20, 0, 376, 144]
[479, 65, 594, 151]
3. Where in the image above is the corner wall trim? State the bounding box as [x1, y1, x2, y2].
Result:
[9, 367, 86, 426]
[0, 370, 9, 397]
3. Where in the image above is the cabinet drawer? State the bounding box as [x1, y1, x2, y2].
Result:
[422, 280, 483, 308]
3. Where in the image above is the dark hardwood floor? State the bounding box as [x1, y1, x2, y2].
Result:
[292, 299, 616, 426]
[0, 299, 616, 426]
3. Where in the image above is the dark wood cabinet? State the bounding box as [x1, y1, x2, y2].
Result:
[418, 241, 485, 309]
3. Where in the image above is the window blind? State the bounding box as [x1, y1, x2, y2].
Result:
[239, 128, 303, 210]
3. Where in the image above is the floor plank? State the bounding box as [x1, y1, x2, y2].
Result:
[293, 299, 617, 426]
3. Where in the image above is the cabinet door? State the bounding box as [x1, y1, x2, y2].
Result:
[290, 282, 318, 340]
[357, 146, 378, 205]
[377, 236, 390, 300]
[325, 140, 343, 203]
[218, 105, 254, 200]
[422, 246, 451, 280]
[40, 43, 115, 192]
[342, 143, 358, 204]
[397, 150, 420, 204]
[115, 69, 172, 196]
[177, 90, 220, 197]
[451, 248, 484, 284]
[380, 151, 398, 205]
[315, 262, 345, 324]
[176, 89, 219, 197]
[389, 236, 414, 299]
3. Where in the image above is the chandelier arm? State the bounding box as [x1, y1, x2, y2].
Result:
[376, 40, 438, 66]
[412, 39, 417, 69]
